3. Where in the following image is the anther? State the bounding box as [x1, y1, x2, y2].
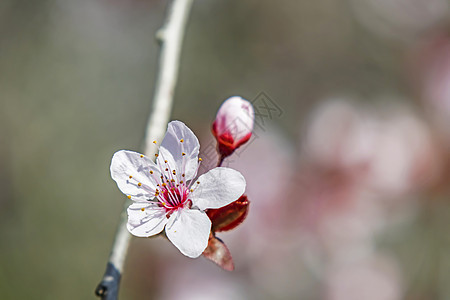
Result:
[182, 152, 186, 156]
[180, 181, 183, 184]
[138, 183, 142, 187]
[150, 170, 153, 174]
[141, 208, 145, 211]
[198, 158, 202, 161]
[127, 195, 131, 199]
[171, 179, 175, 183]
[155, 154, 159, 157]
[129, 175, 132, 179]
[190, 189, 193, 192]
[164, 160, 168, 163]
[165, 168, 168, 171]
[140, 155, 144, 158]
[153, 140, 157, 144]
[180, 139, 184, 143]
[197, 181, 200, 184]
[182, 174, 185, 177]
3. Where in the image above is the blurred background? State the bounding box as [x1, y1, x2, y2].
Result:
[1, 0, 450, 299]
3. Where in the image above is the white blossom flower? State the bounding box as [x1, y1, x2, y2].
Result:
[110, 121, 246, 258]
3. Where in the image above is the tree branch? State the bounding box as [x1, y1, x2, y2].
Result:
[95, 1, 194, 299]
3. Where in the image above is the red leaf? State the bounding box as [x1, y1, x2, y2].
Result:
[206, 195, 249, 232]
[202, 233, 234, 271]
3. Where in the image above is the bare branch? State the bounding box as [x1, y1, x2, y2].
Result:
[96, 0, 194, 299]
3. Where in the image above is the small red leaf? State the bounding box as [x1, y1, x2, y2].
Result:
[206, 195, 249, 232]
[202, 233, 234, 271]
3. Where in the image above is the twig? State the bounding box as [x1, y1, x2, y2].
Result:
[95, 1, 194, 299]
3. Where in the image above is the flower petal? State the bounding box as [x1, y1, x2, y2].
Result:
[110, 150, 161, 201]
[165, 208, 211, 258]
[126, 202, 168, 237]
[158, 121, 200, 181]
[190, 167, 246, 210]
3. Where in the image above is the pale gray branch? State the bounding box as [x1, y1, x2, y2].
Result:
[96, 1, 194, 299]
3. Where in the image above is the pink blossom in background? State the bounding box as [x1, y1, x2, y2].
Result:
[302, 99, 442, 199]
[414, 33, 450, 147]
[303, 99, 376, 174]
[158, 263, 247, 300]
[292, 98, 443, 300]
[361, 104, 442, 198]
[325, 254, 403, 300]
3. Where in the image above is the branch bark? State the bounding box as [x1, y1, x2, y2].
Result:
[95, 1, 194, 299]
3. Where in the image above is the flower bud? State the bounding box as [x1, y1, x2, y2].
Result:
[206, 195, 249, 232]
[212, 96, 255, 158]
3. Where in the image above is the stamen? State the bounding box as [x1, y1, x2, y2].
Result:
[180, 140, 187, 181]
[165, 188, 179, 206]
[140, 155, 144, 158]
[158, 149, 177, 184]
[127, 195, 131, 199]
[150, 170, 153, 174]
[189, 157, 203, 186]
[129, 175, 132, 179]
[138, 183, 142, 187]
[141, 208, 145, 211]
[153, 140, 157, 144]
[155, 154, 159, 157]
[180, 139, 184, 143]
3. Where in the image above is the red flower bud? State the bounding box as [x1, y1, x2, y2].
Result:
[206, 195, 249, 232]
[212, 96, 254, 158]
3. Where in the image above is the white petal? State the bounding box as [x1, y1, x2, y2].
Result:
[158, 121, 200, 181]
[126, 202, 168, 237]
[110, 150, 161, 201]
[190, 167, 246, 210]
[165, 208, 211, 258]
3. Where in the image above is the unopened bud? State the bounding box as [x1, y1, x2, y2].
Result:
[206, 195, 249, 232]
[212, 96, 254, 158]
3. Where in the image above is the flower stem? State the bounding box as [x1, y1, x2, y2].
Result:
[217, 154, 226, 167]
[95, 1, 194, 299]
